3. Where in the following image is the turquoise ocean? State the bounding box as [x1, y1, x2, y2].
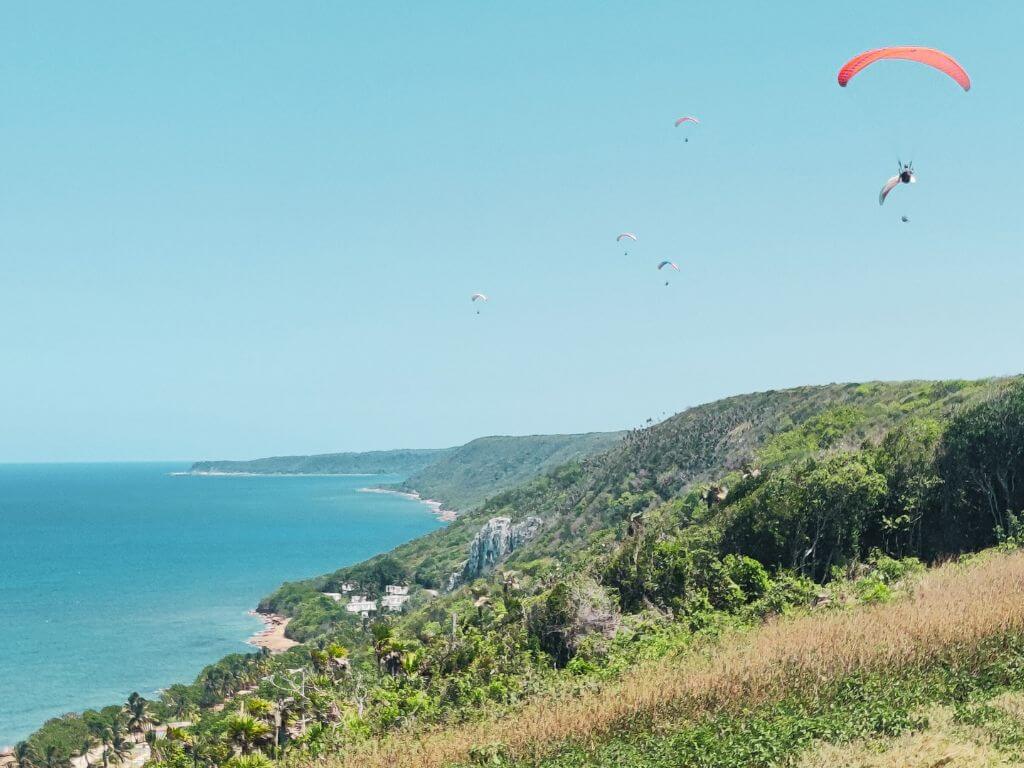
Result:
[0, 463, 445, 745]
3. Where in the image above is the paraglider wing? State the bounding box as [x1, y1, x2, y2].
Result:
[879, 175, 900, 205]
[674, 116, 700, 127]
[657, 260, 679, 271]
[470, 293, 488, 302]
[838, 47, 970, 91]
[616, 232, 638, 242]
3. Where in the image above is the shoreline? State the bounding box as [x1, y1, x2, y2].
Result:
[172, 470, 379, 477]
[359, 486, 457, 522]
[247, 611, 299, 654]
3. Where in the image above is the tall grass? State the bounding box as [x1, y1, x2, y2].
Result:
[311, 550, 1024, 768]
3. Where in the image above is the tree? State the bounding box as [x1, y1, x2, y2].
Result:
[13, 742, 37, 768]
[101, 724, 133, 768]
[223, 755, 273, 768]
[122, 693, 153, 740]
[40, 746, 69, 768]
[160, 685, 198, 723]
[869, 419, 942, 556]
[77, 737, 96, 768]
[720, 454, 886, 579]
[933, 383, 1024, 554]
[220, 715, 272, 756]
[527, 578, 619, 667]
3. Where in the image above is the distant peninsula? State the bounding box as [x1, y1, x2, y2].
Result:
[188, 447, 454, 477]
[188, 432, 626, 511]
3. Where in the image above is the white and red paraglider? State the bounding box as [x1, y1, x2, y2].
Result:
[674, 116, 699, 142]
[838, 46, 969, 208]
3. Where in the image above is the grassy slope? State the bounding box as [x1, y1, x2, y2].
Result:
[398, 432, 626, 511]
[323, 547, 1024, 768]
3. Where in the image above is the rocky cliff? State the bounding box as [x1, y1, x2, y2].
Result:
[448, 516, 543, 590]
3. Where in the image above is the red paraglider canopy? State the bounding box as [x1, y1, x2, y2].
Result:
[838, 46, 970, 91]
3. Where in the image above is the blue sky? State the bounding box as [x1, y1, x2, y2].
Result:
[1, 1, 1020, 461]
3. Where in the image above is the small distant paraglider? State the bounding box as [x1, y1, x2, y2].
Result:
[617, 232, 637, 255]
[471, 292, 488, 314]
[657, 260, 679, 285]
[674, 116, 699, 142]
[880, 161, 915, 205]
[901, 215, 910, 223]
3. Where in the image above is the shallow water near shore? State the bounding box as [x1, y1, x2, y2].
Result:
[0, 463, 444, 745]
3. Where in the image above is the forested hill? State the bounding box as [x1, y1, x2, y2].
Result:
[188, 448, 453, 477]
[189, 432, 625, 512]
[269, 377, 1016, 611]
[397, 432, 626, 510]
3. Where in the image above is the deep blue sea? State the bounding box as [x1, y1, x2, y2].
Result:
[0, 463, 445, 745]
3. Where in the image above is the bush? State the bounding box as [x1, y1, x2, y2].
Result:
[527, 578, 620, 667]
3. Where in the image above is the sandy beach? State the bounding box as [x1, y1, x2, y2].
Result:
[248, 611, 299, 654]
[360, 487, 457, 521]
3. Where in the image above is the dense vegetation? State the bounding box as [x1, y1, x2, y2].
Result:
[25, 376, 1024, 768]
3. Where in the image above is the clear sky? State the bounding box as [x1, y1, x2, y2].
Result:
[1, 1, 1020, 462]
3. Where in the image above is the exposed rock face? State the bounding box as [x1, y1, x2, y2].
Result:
[448, 516, 543, 590]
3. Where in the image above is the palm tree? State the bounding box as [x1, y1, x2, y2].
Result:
[223, 755, 273, 768]
[40, 746, 69, 768]
[13, 742, 37, 768]
[189, 733, 228, 768]
[161, 685, 198, 723]
[221, 714, 272, 756]
[370, 620, 393, 665]
[122, 692, 153, 740]
[77, 737, 97, 768]
[102, 724, 134, 768]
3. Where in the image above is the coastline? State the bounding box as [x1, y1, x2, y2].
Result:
[247, 611, 299, 654]
[172, 471, 378, 477]
[359, 486, 457, 522]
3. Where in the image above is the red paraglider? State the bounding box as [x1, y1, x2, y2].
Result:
[838, 47, 970, 91]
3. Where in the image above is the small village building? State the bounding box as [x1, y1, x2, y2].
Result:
[385, 584, 409, 596]
[345, 596, 377, 615]
[381, 593, 409, 611]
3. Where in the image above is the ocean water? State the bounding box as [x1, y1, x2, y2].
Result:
[0, 463, 445, 745]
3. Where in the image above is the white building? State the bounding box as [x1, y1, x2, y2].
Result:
[340, 581, 357, 593]
[385, 584, 409, 596]
[345, 596, 377, 615]
[322, 592, 343, 602]
[381, 593, 409, 611]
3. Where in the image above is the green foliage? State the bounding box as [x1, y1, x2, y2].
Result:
[720, 452, 887, 579]
[223, 755, 274, 768]
[933, 381, 1024, 554]
[527, 578, 619, 667]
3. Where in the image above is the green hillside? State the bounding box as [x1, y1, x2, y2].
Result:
[30, 375, 1024, 768]
[397, 431, 625, 510]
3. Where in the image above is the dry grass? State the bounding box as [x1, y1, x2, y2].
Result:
[314, 550, 1024, 768]
[990, 692, 1024, 722]
[797, 706, 1014, 768]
